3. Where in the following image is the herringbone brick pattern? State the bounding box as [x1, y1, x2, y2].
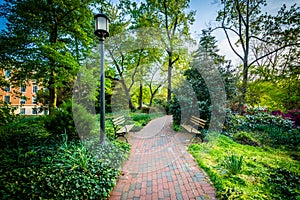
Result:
[109, 115, 217, 200]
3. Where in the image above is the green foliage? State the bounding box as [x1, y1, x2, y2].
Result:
[246, 81, 286, 111]
[173, 124, 180, 132]
[233, 131, 261, 147]
[0, 0, 96, 113]
[243, 113, 294, 130]
[223, 154, 243, 175]
[129, 113, 152, 132]
[188, 135, 300, 200]
[259, 126, 300, 147]
[0, 118, 130, 199]
[268, 168, 300, 200]
[224, 112, 299, 147]
[170, 30, 237, 132]
[145, 0, 195, 102]
[132, 113, 151, 126]
[154, 99, 170, 115]
[216, 1, 300, 112]
[43, 100, 77, 140]
[169, 97, 181, 126]
[226, 113, 293, 131]
[0, 101, 17, 126]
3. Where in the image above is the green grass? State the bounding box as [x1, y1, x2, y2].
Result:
[188, 135, 300, 199]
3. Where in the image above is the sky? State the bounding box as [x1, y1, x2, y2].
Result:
[0, 0, 298, 65]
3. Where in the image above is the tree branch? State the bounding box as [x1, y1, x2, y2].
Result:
[249, 43, 300, 66]
[223, 27, 243, 60]
[249, 1, 263, 16]
[171, 55, 179, 66]
[219, 1, 243, 60]
[235, 0, 246, 53]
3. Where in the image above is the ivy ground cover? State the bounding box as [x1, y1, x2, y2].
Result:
[0, 117, 130, 199]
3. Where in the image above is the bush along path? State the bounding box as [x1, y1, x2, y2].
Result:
[109, 115, 217, 200]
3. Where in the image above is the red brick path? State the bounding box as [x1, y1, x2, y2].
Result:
[109, 115, 217, 200]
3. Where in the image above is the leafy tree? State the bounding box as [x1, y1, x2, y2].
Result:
[0, 0, 96, 114]
[145, 61, 166, 107]
[216, 0, 300, 113]
[106, 1, 163, 111]
[145, 0, 195, 103]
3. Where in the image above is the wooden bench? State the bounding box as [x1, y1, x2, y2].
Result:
[112, 115, 134, 143]
[181, 115, 206, 141]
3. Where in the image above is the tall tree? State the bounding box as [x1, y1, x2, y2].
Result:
[216, 0, 300, 112]
[0, 0, 96, 114]
[144, 61, 166, 107]
[145, 0, 195, 103]
[106, 0, 162, 110]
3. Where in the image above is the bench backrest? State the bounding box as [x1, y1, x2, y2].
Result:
[190, 116, 206, 129]
[112, 115, 126, 127]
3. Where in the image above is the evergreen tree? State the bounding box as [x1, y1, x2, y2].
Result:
[171, 29, 237, 127]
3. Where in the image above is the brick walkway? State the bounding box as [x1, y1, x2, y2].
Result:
[109, 115, 217, 200]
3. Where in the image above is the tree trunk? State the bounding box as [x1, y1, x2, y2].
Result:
[120, 79, 135, 111]
[49, 22, 58, 115]
[239, 61, 249, 114]
[167, 51, 172, 104]
[149, 95, 154, 107]
[138, 82, 143, 109]
[48, 71, 57, 115]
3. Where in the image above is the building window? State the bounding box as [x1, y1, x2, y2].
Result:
[4, 84, 10, 92]
[33, 85, 38, 93]
[44, 109, 49, 115]
[32, 96, 37, 104]
[4, 70, 10, 78]
[20, 108, 26, 115]
[20, 96, 26, 105]
[4, 95, 10, 103]
[32, 108, 38, 115]
[21, 85, 26, 92]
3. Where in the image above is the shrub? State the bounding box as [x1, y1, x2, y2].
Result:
[153, 99, 170, 114]
[268, 168, 300, 199]
[271, 109, 300, 128]
[223, 154, 243, 175]
[245, 106, 268, 115]
[0, 116, 51, 150]
[260, 126, 300, 147]
[132, 113, 151, 126]
[169, 97, 181, 127]
[141, 106, 150, 113]
[0, 101, 17, 126]
[233, 131, 261, 147]
[225, 112, 300, 147]
[243, 113, 294, 130]
[226, 112, 293, 132]
[43, 100, 77, 140]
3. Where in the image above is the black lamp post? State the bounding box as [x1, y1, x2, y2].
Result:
[94, 13, 110, 143]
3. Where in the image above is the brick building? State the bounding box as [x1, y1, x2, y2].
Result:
[0, 69, 48, 115]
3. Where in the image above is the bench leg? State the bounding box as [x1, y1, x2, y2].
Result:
[116, 133, 128, 143]
[190, 133, 203, 143]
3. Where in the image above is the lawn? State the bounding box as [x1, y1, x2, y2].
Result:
[189, 134, 300, 199]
